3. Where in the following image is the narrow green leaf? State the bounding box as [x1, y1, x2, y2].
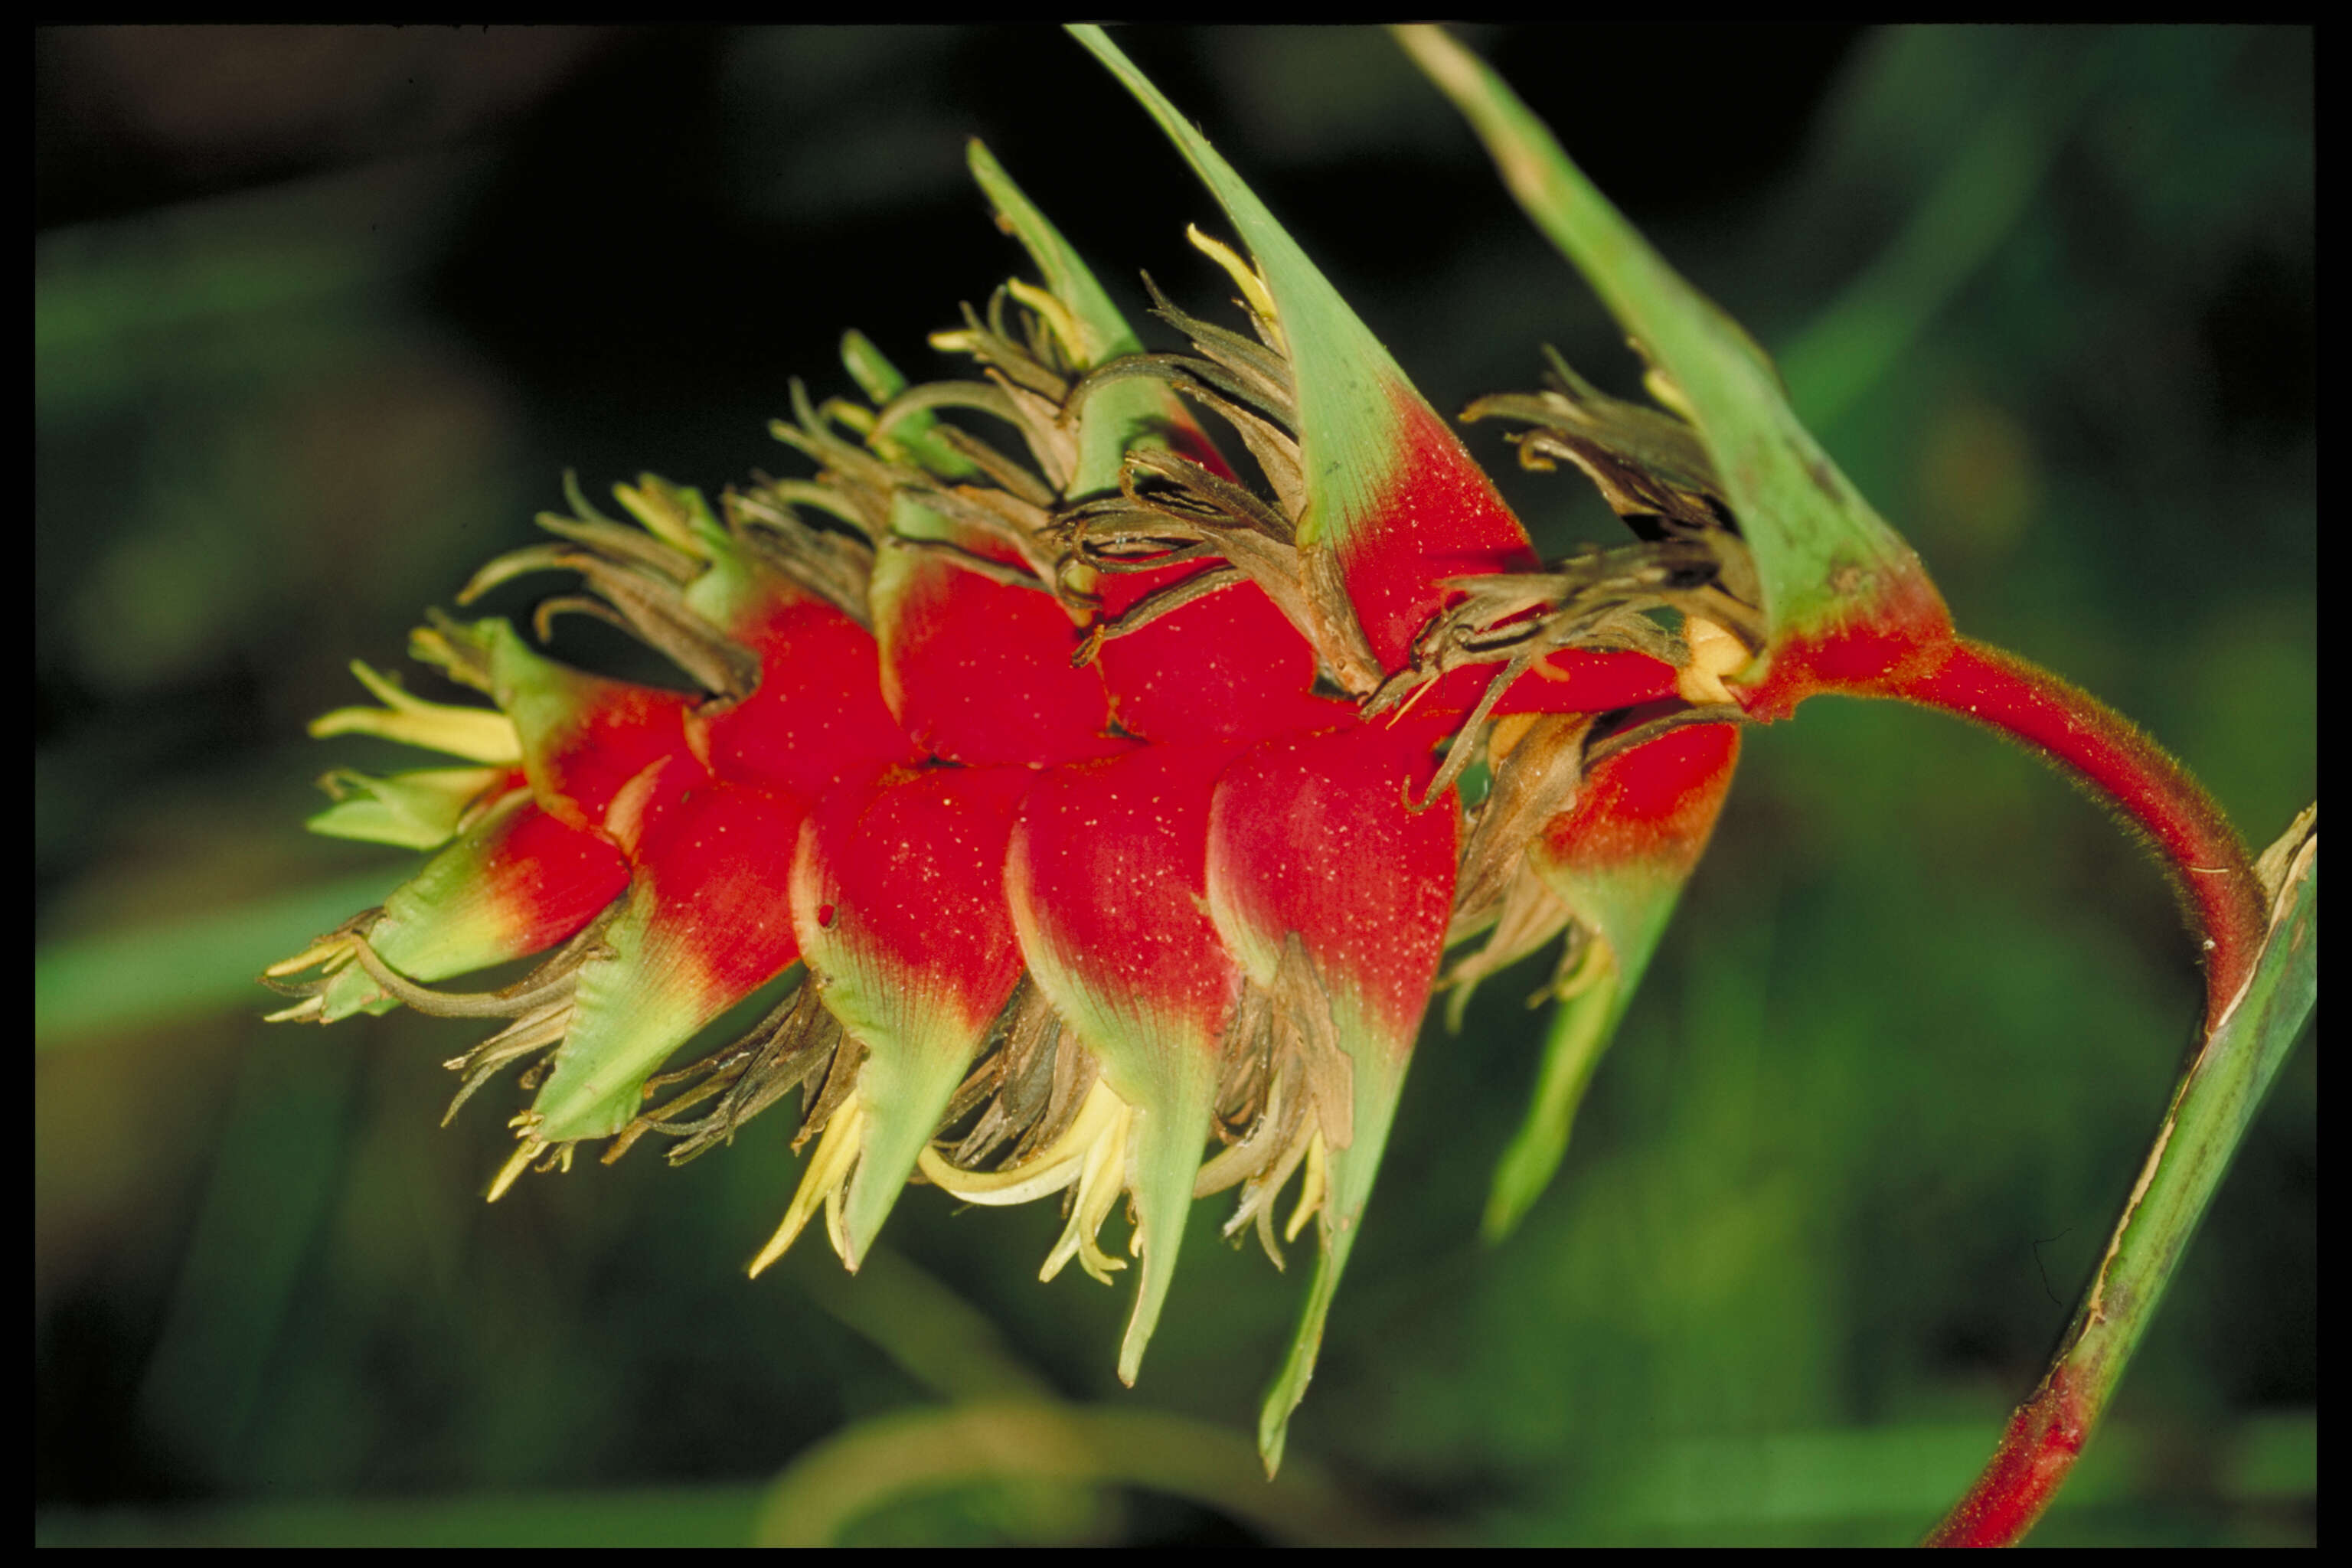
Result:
[963, 139, 1169, 496]
[1256, 1233, 1349, 1479]
[1485, 851, 1707, 1240]
[1257, 998, 1415, 1475]
[1069, 27, 1403, 548]
[1394, 24, 1936, 652]
[1483, 966, 1618, 1243]
[964, 140, 1139, 368]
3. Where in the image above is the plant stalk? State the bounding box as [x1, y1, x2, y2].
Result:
[1883, 636, 2267, 1033]
[1922, 805, 2314, 1545]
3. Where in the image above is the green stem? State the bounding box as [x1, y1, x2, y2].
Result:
[1924, 807, 2314, 1546]
[1857, 637, 2297, 1544]
[1386, 27, 2306, 1542]
[753, 1401, 1400, 1547]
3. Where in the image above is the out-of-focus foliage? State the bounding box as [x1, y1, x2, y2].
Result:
[36, 25, 2311, 1545]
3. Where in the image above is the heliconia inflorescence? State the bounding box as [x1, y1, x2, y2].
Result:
[264, 51, 1748, 1466]
[265, 31, 2269, 1489]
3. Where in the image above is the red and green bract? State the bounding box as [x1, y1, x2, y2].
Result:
[263, 46, 1744, 1472]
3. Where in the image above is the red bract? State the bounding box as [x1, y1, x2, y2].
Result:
[1543, 722, 1743, 883]
[263, 75, 1749, 1470]
[780, 760, 1037, 1266]
[1338, 386, 1541, 675]
[266, 784, 629, 1026]
[1088, 560, 1337, 745]
[472, 619, 698, 835]
[688, 594, 918, 799]
[871, 547, 1125, 767]
[1002, 740, 1248, 1380]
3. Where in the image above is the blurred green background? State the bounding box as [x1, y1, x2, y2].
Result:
[35, 25, 2313, 1546]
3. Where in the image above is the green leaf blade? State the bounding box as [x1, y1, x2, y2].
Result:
[1394, 25, 1946, 675]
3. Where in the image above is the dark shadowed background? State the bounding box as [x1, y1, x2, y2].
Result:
[37, 24, 2313, 1545]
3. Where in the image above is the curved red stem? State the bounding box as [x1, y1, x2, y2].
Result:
[1858, 634, 2267, 1547]
[1887, 636, 2267, 1034]
[1748, 610, 2273, 1545]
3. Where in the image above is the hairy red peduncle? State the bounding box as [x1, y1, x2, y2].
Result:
[1883, 636, 2266, 1036]
[1744, 569, 2266, 1038]
[1743, 589, 2275, 1547]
